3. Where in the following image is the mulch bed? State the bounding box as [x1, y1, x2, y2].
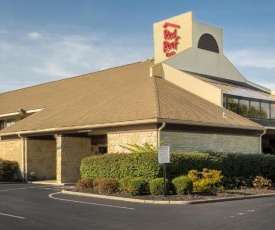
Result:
[67, 187, 275, 201]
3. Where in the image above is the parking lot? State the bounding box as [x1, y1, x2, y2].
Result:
[0, 183, 275, 230]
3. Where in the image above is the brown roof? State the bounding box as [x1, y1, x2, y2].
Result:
[0, 60, 263, 135]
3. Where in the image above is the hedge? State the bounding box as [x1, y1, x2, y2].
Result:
[80, 152, 275, 182]
[80, 152, 161, 181]
[0, 159, 19, 182]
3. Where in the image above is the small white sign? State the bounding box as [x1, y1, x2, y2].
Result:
[158, 146, 170, 163]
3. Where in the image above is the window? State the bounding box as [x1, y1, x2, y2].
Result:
[0, 120, 4, 130]
[223, 95, 275, 120]
[239, 99, 249, 117]
[261, 102, 270, 119]
[227, 97, 238, 113]
[6, 119, 15, 128]
[250, 101, 261, 118]
[271, 104, 275, 119]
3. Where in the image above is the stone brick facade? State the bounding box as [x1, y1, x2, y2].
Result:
[56, 136, 91, 184]
[0, 139, 22, 175]
[162, 131, 260, 153]
[108, 130, 158, 153]
[26, 139, 56, 180]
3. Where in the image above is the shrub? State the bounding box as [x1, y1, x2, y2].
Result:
[171, 176, 193, 195]
[119, 176, 136, 193]
[93, 178, 119, 195]
[222, 176, 253, 189]
[76, 178, 94, 191]
[127, 178, 147, 196]
[0, 159, 19, 182]
[188, 168, 224, 193]
[81, 152, 161, 182]
[120, 142, 157, 154]
[80, 151, 275, 185]
[149, 178, 170, 195]
[252, 176, 273, 189]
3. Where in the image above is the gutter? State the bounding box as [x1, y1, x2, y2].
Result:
[0, 117, 264, 138]
[259, 129, 267, 153]
[157, 122, 166, 147]
[0, 119, 158, 137]
[157, 118, 265, 131]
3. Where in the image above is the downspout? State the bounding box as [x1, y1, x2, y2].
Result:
[259, 129, 266, 154]
[157, 122, 166, 147]
[18, 133, 26, 181]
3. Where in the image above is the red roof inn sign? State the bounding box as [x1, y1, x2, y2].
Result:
[163, 22, 180, 57]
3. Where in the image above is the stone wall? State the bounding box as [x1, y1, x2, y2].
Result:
[26, 139, 56, 180]
[0, 139, 22, 175]
[56, 136, 91, 184]
[108, 130, 158, 153]
[162, 131, 260, 153]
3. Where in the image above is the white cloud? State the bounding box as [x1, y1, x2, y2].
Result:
[225, 49, 275, 90]
[226, 49, 275, 69]
[0, 31, 152, 93]
[28, 32, 41, 40]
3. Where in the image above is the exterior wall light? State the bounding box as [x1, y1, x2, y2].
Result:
[17, 109, 26, 115]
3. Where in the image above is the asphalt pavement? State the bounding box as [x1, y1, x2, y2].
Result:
[0, 183, 274, 230]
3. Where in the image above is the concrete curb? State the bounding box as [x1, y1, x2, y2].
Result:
[61, 190, 275, 205]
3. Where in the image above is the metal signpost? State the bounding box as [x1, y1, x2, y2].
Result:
[158, 146, 170, 197]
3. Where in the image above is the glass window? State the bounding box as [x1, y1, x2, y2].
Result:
[249, 101, 261, 118]
[0, 120, 4, 130]
[261, 102, 270, 119]
[239, 99, 249, 117]
[227, 97, 238, 113]
[271, 104, 275, 119]
[223, 96, 227, 108]
[6, 119, 15, 127]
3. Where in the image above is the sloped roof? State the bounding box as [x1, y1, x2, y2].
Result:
[186, 71, 275, 102]
[0, 60, 263, 135]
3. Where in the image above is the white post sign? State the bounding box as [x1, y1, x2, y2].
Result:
[158, 146, 170, 163]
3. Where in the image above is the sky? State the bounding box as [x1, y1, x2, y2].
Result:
[0, 0, 275, 93]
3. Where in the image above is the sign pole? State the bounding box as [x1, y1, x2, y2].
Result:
[163, 163, 167, 197]
[158, 146, 170, 197]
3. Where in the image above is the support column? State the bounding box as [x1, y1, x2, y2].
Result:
[56, 135, 91, 184]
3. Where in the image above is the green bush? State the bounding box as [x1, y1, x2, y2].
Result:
[0, 159, 19, 182]
[149, 178, 170, 195]
[252, 176, 272, 189]
[120, 142, 157, 154]
[119, 176, 136, 193]
[76, 178, 94, 191]
[81, 152, 161, 182]
[93, 178, 119, 195]
[127, 178, 147, 196]
[222, 176, 253, 189]
[171, 175, 193, 195]
[188, 168, 224, 193]
[80, 152, 275, 186]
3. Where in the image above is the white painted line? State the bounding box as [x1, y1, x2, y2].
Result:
[0, 185, 49, 192]
[49, 192, 135, 210]
[0, 212, 25, 219]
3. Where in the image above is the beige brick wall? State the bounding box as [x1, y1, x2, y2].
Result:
[0, 139, 22, 175]
[108, 130, 158, 153]
[162, 131, 260, 153]
[26, 139, 56, 180]
[56, 136, 91, 184]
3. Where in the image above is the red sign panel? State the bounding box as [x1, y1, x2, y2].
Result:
[163, 22, 180, 57]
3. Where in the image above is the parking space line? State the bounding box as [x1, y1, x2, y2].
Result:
[0, 212, 25, 219]
[49, 192, 135, 210]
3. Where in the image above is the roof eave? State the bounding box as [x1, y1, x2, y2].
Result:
[157, 118, 265, 131]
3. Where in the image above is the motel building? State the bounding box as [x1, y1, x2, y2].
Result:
[1, 12, 275, 184]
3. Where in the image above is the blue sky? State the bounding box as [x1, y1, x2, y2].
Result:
[0, 0, 275, 93]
